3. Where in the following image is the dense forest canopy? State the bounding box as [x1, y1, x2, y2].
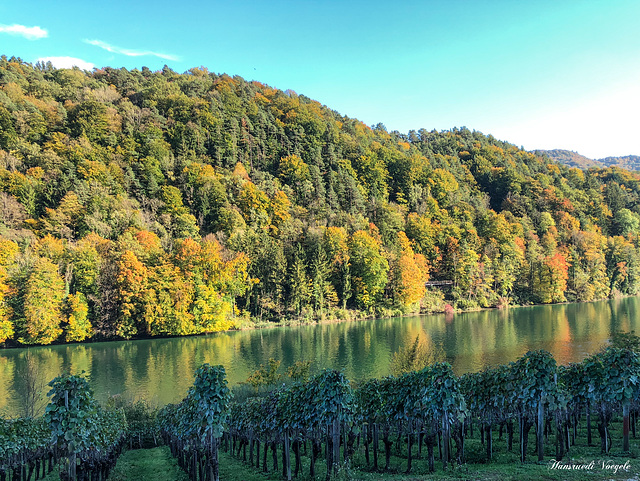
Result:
[1, 55, 640, 346]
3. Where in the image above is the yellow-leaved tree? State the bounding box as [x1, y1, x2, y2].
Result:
[64, 292, 92, 342]
[19, 257, 65, 345]
[392, 232, 430, 308]
[0, 238, 19, 343]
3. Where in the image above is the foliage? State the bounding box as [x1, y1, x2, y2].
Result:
[158, 363, 231, 480]
[2, 57, 640, 345]
[45, 373, 97, 454]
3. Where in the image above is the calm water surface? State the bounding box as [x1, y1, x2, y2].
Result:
[1, 296, 639, 416]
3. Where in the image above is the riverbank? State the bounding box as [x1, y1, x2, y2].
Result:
[3, 295, 635, 418]
[2, 291, 630, 351]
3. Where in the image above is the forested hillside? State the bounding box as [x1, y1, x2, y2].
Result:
[1, 55, 640, 346]
[540, 149, 640, 172]
[600, 155, 640, 171]
[535, 149, 604, 169]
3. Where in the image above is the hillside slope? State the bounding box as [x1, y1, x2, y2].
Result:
[534, 149, 604, 169]
[539, 150, 640, 171]
[600, 155, 640, 171]
[2, 55, 640, 346]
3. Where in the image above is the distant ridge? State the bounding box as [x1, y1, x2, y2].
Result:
[537, 149, 640, 171]
[599, 155, 640, 171]
[534, 149, 603, 169]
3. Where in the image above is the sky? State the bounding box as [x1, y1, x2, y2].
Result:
[1, 0, 639, 159]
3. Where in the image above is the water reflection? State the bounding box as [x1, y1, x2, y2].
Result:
[0, 296, 636, 417]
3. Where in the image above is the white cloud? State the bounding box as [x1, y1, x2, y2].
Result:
[36, 56, 95, 70]
[0, 24, 48, 40]
[84, 39, 180, 61]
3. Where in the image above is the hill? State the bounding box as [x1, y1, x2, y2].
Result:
[2, 55, 640, 346]
[539, 150, 640, 171]
[600, 155, 640, 171]
[534, 149, 604, 169]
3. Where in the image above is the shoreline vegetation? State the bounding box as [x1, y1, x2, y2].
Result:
[3, 57, 640, 350]
[1, 293, 634, 351]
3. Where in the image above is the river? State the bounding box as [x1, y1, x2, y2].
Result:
[1, 296, 638, 417]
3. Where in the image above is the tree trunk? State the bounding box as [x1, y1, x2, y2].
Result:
[442, 414, 450, 471]
[263, 439, 268, 472]
[212, 440, 219, 481]
[271, 442, 277, 472]
[326, 426, 332, 481]
[309, 439, 315, 478]
[623, 402, 630, 452]
[284, 431, 291, 481]
[586, 404, 592, 446]
[293, 439, 301, 477]
[383, 429, 391, 471]
[364, 424, 369, 465]
[537, 397, 545, 461]
[406, 430, 412, 473]
[555, 414, 565, 461]
[332, 418, 340, 473]
[520, 414, 532, 462]
[372, 423, 379, 471]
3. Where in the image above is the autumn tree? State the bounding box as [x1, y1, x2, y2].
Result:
[18, 257, 65, 345]
[348, 229, 389, 310]
[391, 231, 429, 308]
[0, 238, 18, 343]
[323, 226, 351, 309]
[535, 253, 570, 303]
[64, 292, 92, 342]
[115, 250, 148, 338]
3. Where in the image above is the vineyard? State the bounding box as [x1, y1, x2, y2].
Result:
[2, 346, 640, 480]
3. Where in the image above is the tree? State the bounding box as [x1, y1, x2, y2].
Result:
[64, 292, 92, 342]
[391, 231, 429, 308]
[115, 250, 148, 338]
[323, 226, 351, 309]
[278, 154, 311, 201]
[428, 168, 458, 207]
[614, 208, 640, 237]
[348, 229, 389, 310]
[19, 257, 65, 345]
[309, 244, 336, 316]
[535, 253, 570, 303]
[287, 244, 310, 315]
[0, 238, 18, 343]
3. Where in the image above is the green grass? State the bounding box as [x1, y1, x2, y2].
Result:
[216, 419, 640, 481]
[106, 446, 189, 481]
[216, 446, 639, 481]
[34, 418, 640, 481]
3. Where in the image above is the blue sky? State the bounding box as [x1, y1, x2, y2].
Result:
[1, 0, 639, 159]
